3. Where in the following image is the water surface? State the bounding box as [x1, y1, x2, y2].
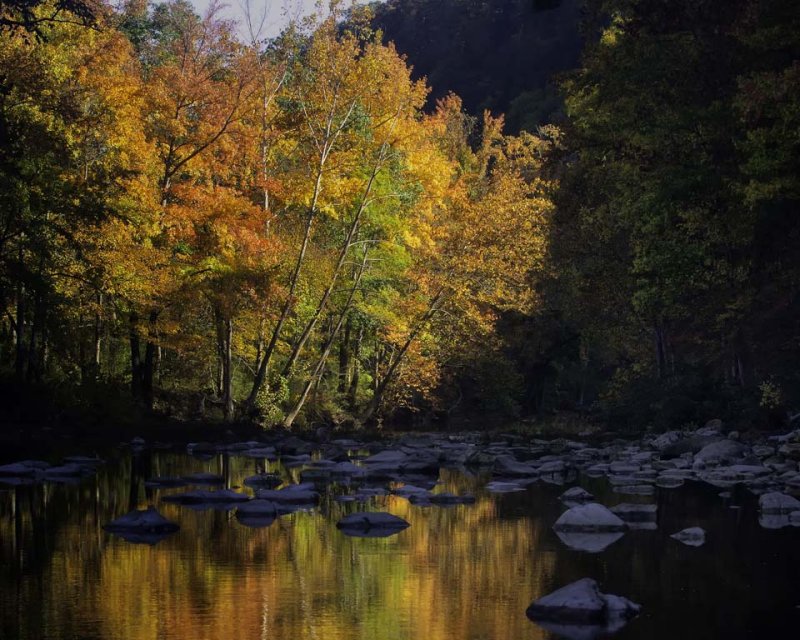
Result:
[1, 447, 798, 639]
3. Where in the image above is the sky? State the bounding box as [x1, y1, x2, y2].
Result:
[189, 0, 378, 40]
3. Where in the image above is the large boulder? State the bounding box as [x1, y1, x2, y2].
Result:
[650, 431, 682, 451]
[661, 436, 722, 459]
[526, 578, 641, 625]
[693, 440, 748, 467]
[553, 504, 627, 532]
[759, 492, 800, 514]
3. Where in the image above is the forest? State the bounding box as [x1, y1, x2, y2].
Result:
[1, 0, 798, 433]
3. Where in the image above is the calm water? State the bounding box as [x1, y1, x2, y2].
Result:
[1, 446, 799, 640]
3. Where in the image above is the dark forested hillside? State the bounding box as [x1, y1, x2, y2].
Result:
[370, 0, 583, 131]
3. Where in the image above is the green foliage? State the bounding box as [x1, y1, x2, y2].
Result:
[532, 0, 800, 430]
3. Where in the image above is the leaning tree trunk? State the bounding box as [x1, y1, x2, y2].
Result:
[337, 316, 352, 395]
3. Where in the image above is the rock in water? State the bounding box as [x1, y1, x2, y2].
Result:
[670, 527, 706, 547]
[693, 440, 748, 467]
[493, 455, 538, 477]
[104, 507, 180, 545]
[526, 578, 641, 627]
[553, 503, 627, 532]
[105, 506, 179, 533]
[485, 481, 526, 493]
[336, 512, 410, 537]
[759, 492, 800, 514]
[560, 487, 595, 504]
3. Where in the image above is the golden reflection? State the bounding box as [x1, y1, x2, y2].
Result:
[0, 453, 553, 640]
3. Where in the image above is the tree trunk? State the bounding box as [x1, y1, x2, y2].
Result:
[221, 315, 234, 422]
[283, 250, 369, 428]
[244, 167, 324, 411]
[361, 289, 445, 422]
[337, 316, 352, 394]
[93, 292, 102, 379]
[14, 281, 25, 381]
[280, 145, 387, 380]
[348, 324, 363, 410]
[129, 312, 141, 399]
[141, 310, 158, 410]
[654, 323, 667, 379]
[26, 294, 38, 382]
[733, 329, 754, 388]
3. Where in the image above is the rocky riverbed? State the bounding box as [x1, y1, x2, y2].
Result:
[1, 422, 799, 639]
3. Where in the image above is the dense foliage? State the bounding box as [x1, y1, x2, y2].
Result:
[0, 0, 554, 428]
[530, 0, 800, 429]
[2, 0, 797, 432]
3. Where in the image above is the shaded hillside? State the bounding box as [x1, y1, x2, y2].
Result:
[370, 0, 583, 131]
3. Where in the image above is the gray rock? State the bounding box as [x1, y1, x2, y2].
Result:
[560, 487, 595, 504]
[485, 481, 526, 493]
[526, 578, 640, 625]
[758, 491, 800, 514]
[104, 507, 179, 533]
[693, 440, 748, 467]
[493, 454, 538, 477]
[670, 527, 706, 547]
[553, 503, 627, 532]
[336, 512, 410, 537]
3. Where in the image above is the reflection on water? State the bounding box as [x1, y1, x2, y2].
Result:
[1, 449, 798, 640]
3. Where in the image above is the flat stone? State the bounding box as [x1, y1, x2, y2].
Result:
[560, 487, 594, 503]
[336, 512, 410, 537]
[486, 481, 526, 493]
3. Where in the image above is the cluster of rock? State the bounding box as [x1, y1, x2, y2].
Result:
[0, 456, 104, 486]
